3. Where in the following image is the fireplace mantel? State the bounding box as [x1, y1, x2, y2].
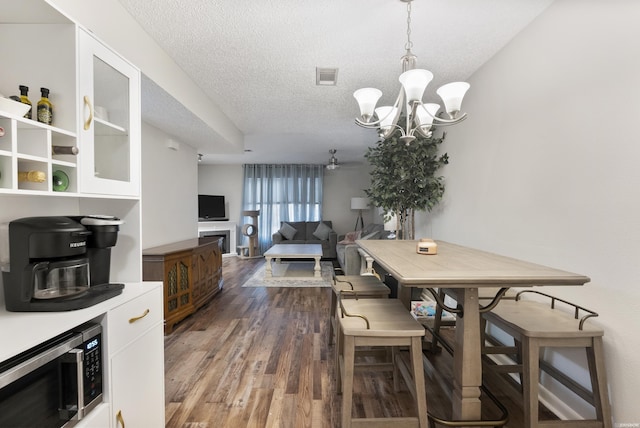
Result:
[198, 221, 237, 256]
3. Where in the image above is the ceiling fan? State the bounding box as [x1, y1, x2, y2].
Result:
[326, 149, 340, 170]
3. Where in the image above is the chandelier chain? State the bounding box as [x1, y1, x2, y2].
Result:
[405, 1, 413, 51]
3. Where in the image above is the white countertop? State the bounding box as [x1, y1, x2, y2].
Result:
[0, 282, 162, 363]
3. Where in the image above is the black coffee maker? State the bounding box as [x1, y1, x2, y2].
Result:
[1, 216, 124, 312]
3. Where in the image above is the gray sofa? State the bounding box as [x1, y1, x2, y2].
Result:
[271, 220, 337, 259]
[336, 223, 387, 276]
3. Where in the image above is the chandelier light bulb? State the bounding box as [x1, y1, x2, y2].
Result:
[354, 88, 383, 122]
[436, 82, 470, 118]
[415, 103, 440, 128]
[375, 106, 398, 131]
[398, 69, 433, 103]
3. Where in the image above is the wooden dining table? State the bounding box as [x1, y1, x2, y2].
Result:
[356, 239, 590, 422]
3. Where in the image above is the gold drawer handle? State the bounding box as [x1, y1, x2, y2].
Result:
[116, 410, 125, 428]
[128, 308, 150, 324]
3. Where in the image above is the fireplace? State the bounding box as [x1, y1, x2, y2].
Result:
[199, 230, 230, 254]
[198, 221, 237, 256]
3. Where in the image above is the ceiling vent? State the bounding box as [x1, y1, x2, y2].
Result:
[316, 67, 338, 86]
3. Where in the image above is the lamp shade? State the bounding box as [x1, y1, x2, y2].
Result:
[415, 103, 440, 128]
[436, 82, 470, 117]
[354, 88, 382, 120]
[350, 197, 369, 210]
[375, 106, 398, 131]
[383, 213, 397, 231]
[399, 69, 433, 103]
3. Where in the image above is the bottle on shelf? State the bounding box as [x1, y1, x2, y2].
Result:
[52, 145, 79, 156]
[18, 85, 32, 119]
[52, 170, 69, 191]
[18, 170, 46, 183]
[37, 87, 53, 125]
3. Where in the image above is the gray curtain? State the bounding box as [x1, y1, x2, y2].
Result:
[241, 164, 324, 254]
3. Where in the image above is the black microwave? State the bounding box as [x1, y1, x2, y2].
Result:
[0, 323, 103, 427]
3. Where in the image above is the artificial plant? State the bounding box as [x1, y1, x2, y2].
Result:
[364, 132, 449, 239]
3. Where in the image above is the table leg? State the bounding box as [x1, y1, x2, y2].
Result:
[398, 282, 412, 309]
[451, 288, 483, 421]
[265, 257, 273, 278]
[313, 256, 321, 277]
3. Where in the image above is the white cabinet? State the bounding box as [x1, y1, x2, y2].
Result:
[0, 114, 78, 193]
[107, 286, 165, 428]
[111, 326, 165, 427]
[0, 18, 140, 198]
[78, 28, 141, 197]
[77, 403, 111, 428]
[1, 2, 157, 428]
[0, 16, 78, 195]
[0, 283, 165, 428]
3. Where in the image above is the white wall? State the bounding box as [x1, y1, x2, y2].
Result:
[427, 0, 640, 422]
[198, 164, 244, 225]
[141, 122, 198, 248]
[198, 163, 374, 238]
[324, 164, 374, 236]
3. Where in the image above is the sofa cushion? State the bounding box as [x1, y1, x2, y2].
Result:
[360, 230, 380, 240]
[278, 222, 298, 240]
[312, 222, 333, 240]
[360, 223, 384, 237]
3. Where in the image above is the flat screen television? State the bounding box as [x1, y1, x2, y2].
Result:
[198, 194, 227, 221]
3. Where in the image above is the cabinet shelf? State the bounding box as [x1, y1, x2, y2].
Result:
[16, 153, 48, 162]
[0, 110, 77, 137]
[52, 159, 76, 168]
[94, 117, 127, 135]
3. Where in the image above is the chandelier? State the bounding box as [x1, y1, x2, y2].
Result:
[354, 0, 470, 144]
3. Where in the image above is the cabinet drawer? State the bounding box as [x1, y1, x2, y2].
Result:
[107, 286, 162, 354]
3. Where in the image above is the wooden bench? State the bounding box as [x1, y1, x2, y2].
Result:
[329, 275, 390, 345]
[336, 297, 428, 428]
[482, 291, 612, 428]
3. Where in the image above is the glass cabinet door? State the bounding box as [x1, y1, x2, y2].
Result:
[78, 29, 140, 197]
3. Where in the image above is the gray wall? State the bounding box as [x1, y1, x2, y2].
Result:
[197, 164, 244, 225]
[141, 122, 198, 249]
[197, 163, 374, 239]
[425, 0, 640, 421]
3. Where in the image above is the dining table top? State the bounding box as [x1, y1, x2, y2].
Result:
[356, 239, 591, 288]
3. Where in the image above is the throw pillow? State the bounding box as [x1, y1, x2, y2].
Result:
[338, 231, 361, 245]
[312, 222, 333, 240]
[278, 222, 297, 240]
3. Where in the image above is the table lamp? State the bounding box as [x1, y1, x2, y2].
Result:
[383, 212, 397, 239]
[350, 197, 369, 231]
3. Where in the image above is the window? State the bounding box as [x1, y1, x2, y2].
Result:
[242, 164, 323, 253]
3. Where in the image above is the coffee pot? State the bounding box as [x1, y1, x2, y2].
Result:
[0, 216, 124, 312]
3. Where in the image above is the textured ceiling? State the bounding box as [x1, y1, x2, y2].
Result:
[118, 0, 554, 165]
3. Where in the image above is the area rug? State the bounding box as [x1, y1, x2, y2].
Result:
[241, 261, 334, 287]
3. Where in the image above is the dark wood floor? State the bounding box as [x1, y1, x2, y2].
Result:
[163, 256, 549, 427]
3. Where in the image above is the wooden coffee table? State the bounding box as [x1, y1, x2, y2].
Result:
[263, 244, 323, 278]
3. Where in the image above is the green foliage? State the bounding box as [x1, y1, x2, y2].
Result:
[364, 132, 449, 237]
